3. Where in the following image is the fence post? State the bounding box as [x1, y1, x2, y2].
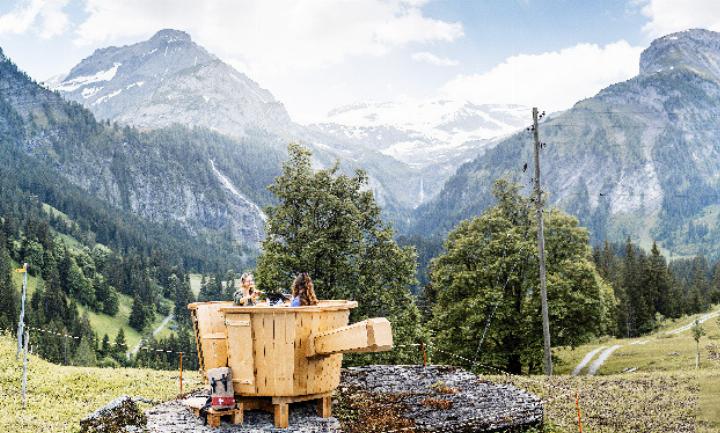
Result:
[575, 390, 583, 432]
[179, 352, 183, 395]
[22, 330, 29, 409]
[16, 263, 28, 360]
[420, 342, 427, 367]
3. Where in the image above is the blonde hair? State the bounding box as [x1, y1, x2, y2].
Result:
[291, 272, 318, 306]
[240, 272, 255, 293]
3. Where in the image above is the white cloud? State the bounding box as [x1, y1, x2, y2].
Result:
[440, 40, 643, 113]
[0, 0, 69, 39]
[74, 0, 462, 74]
[412, 51, 458, 66]
[639, 0, 720, 37]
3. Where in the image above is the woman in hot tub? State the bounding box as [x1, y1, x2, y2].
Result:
[289, 272, 318, 306]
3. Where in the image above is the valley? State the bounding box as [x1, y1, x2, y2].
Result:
[2, 4, 720, 432]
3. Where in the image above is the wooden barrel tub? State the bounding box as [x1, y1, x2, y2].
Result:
[188, 300, 393, 399]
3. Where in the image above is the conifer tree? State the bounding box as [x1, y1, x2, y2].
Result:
[172, 274, 195, 326]
[129, 294, 147, 331]
[99, 333, 111, 359]
[0, 236, 18, 330]
[646, 242, 672, 318]
[73, 338, 97, 366]
[112, 328, 127, 364]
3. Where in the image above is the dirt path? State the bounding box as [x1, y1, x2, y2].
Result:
[666, 310, 720, 336]
[587, 345, 622, 375]
[571, 346, 606, 376]
[129, 314, 173, 355]
[572, 308, 719, 376]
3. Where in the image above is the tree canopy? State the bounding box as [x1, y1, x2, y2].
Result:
[428, 180, 614, 374]
[256, 143, 423, 364]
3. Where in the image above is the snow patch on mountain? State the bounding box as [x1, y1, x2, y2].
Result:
[55, 63, 121, 92]
[93, 89, 122, 105]
[313, 99, 529, 168]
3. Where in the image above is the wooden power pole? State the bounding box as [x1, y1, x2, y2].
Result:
[532, 107, 553, 376]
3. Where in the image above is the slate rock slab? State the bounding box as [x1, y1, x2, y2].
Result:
[80, 395, 148, 433]
[336, 365, 543, 432]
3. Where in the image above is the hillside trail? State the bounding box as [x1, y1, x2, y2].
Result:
[666, 310, 720, 335]
[129, 314, 174, 355]
[571, 346, 606, 376]
[572, 309, 720, 376]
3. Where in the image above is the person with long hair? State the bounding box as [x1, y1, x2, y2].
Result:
[233, 272, 259, 306]
[290, 272, 318, 307]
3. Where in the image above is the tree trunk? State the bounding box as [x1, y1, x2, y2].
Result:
[507, 354, 522, 375]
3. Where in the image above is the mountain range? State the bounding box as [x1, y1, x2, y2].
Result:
[1, 44, 282, 264]
[412, 28, 720, 258]
[5, 27, 720, 264]
[48, 30, 525, 226]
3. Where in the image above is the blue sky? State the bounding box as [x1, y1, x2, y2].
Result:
[0, 0, 718, 122]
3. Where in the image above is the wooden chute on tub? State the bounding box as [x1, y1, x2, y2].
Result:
[188, 300, 393, 427]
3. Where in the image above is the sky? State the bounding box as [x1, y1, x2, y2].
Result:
[1, 0, 720, 123]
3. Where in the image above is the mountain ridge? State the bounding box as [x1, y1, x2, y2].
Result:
[411, 28, 720, 257]
[1, 48, 282, 259]
[50, 30, 531, 219]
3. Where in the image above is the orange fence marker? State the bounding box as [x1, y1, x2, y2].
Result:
[179, 352, 184, 395]
[576, 390, 583, 432]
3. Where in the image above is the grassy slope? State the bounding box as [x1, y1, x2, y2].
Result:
[76, 294, 171, 349]
[555, 306, 720, 374]
[13, 203, 175, 347]
[0, 333, 202, 433]
[12, 259, 170, 349]
[188, 273, 202, 297]
[553, 305, 720, 431]
[493, 371, 701, 433]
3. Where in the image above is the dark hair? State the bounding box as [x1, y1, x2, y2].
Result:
[291, 272, 318, 306]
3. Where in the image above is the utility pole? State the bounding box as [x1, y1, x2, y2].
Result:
[16, 263, 28, 360]
[532, 107, 553, 376]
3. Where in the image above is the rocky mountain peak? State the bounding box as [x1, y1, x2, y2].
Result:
[150, 28, 192, 44]
[640, 28, 720, 80]
[52, 29, 292, 137]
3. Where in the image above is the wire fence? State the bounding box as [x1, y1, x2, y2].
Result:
[5, 324, 585, 431]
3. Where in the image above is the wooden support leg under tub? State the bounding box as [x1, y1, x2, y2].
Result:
[267, 392, 333, 427]
[274, 402, 289, 428]
[317, 395, 332, 418]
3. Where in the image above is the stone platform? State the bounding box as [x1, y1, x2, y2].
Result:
[137, 365, 542, 432]
[336, 365, 543, 432]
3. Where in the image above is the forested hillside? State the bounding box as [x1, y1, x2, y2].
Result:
[1, 47, 284, 257]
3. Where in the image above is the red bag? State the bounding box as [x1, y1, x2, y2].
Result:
[207, 367, 235, 410]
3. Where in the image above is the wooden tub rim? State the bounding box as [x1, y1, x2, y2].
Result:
[188, 299, 358, 314]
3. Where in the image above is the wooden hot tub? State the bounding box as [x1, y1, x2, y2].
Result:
[188, 300, 393, 427]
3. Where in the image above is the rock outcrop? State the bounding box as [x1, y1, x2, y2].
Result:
[80, 395, 147, 433]
[337, 365, 543, 432]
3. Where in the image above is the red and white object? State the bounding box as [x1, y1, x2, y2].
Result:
[207, 367, 236, 410]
